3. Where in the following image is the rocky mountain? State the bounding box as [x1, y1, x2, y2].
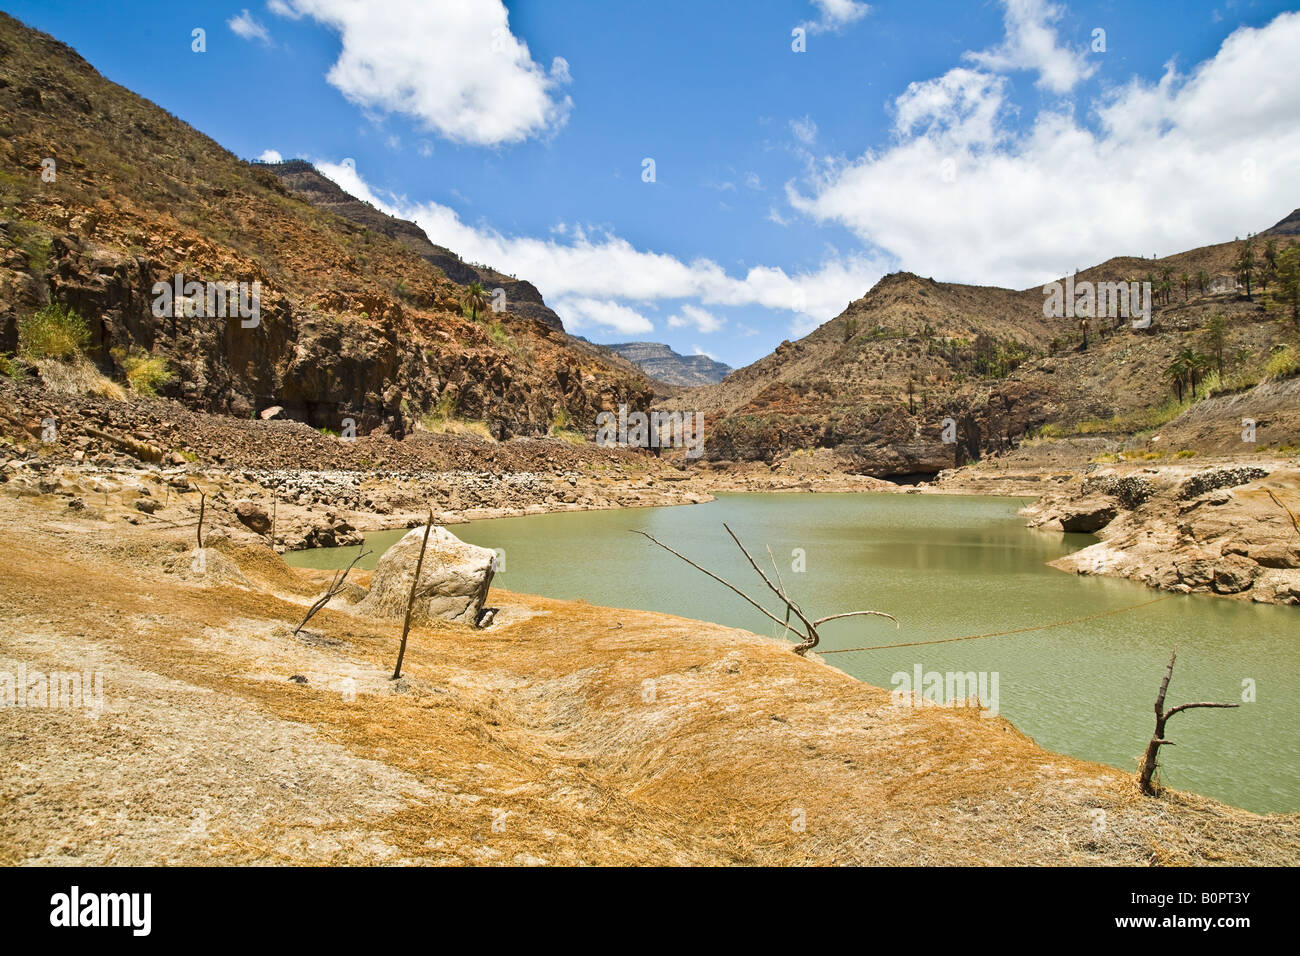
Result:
[593, 341, 732, 386]
[265, 159, 566, 332]
[0, 11, 654, 440]
[1264, 208, 1300, 237]
[689, 220, 1299, 477]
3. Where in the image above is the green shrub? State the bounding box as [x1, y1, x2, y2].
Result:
[18, 304, 91, 360]
[1265, 345, 1298, 380]
[110, 346, 173, 396]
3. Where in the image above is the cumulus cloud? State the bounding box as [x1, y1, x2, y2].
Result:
[552, 297, 655, 336]
[270, 0, 572, 145]
[228, 9, 271, 44]
[668, 305, 724, 333]
[964, 0, 1094, 93]
[256, 149, 283, 163]
[789, 10, 1300, 289]
[801, 0, 871, 34]
[316, 161, 888, 337]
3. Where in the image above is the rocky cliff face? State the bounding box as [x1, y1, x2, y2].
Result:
[0, 12, 653, 440]
[600, 341, 732, 386]
[266, 160, 566, 332]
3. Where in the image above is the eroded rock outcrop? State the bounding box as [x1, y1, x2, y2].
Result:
[1024, 463, 1300, 606]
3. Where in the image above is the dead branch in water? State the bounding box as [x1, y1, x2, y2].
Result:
[1137, 648, 1239, 796]
[392, 509, 434, 680]
[632, 523, 896, 655]
[292, 546, 371, 636]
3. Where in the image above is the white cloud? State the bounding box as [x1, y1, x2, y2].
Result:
[964, 0, 1094, 93]
[790, 116, 818, 145]
[270, 0, 572, 146]
[802, 0, 871, 34]
[553, 297, 655, 336]
[316, 161, 888, 337]
[744, 172, 763, 190]
[228, 9, 271, 44]
[789, 10, 1300, 289]
[256, 149, 283, 163]
[693, 346, 718, 360]
[668, 305, 724, 333]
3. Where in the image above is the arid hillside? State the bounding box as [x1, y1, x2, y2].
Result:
[0, 12, 654, 440]
[686, 224, 1299, 476]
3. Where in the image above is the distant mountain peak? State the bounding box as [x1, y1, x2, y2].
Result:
[588, 340, 732, 386]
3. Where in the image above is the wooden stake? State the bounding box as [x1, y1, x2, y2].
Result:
[197, 491, 206, 549]
[392, 509, 434, 680]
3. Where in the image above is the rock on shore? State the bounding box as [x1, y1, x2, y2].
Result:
[356, 525, 496, 625]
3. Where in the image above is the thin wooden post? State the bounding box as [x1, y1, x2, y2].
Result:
[197, 491, 206, 549]
[392, 509, 434, 680]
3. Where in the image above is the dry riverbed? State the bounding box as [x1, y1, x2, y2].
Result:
[1, 487, 1297, 866]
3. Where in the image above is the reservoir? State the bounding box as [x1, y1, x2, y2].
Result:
[285, 492, 1299, 813]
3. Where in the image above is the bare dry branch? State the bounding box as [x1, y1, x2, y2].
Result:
[1138, 648, 1239, 796]
[633, 525, 895, 656]
[293, 546, 371, 636]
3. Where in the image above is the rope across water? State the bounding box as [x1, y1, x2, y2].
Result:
[816, 593, 1178, 655]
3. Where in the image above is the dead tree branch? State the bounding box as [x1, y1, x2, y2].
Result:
[1137, 647, 1239, 796]
[632, 524, 896, 655]
[392, 509, 434, 680]
[293, 546, 371, 636]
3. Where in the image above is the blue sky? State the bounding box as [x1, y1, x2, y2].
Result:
[5, 0, 1300, 368]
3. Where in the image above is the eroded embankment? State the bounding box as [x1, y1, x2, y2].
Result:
[1022, 461, 1300, 606]
[1, 491, 1295, 866]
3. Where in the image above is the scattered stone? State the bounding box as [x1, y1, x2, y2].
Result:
[233, 499, 272, 534]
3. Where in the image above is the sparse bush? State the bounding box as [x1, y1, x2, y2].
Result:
[110, 346, 173, 396]
[18, 304, 91, 360]
[1265, 344, 1299, 380]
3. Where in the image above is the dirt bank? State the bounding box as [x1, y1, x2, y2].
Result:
[1, 490, 1295, 865]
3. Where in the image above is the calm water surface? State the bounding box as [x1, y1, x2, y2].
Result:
[286, 493, 1299, 813]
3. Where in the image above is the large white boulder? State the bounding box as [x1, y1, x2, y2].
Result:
[357, 525, 495, 626]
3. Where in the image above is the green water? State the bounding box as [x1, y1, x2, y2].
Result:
[285, 493, 1300, 813]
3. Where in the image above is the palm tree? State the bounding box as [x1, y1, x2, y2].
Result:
[1180, 272, 1190, 300]
[1264, 238, 1279, 272]
[1195, 269, 1210, 295]
[1176, 346, 1209, 396]
[1200, 315, 1228, 378]
[460, 282, 488, 321]
[1274, 247, 1300, 327]
[1164, 353, 1189, 403]
[1235, 237, 1257, 299]
[1158, 266, 1175, 305]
